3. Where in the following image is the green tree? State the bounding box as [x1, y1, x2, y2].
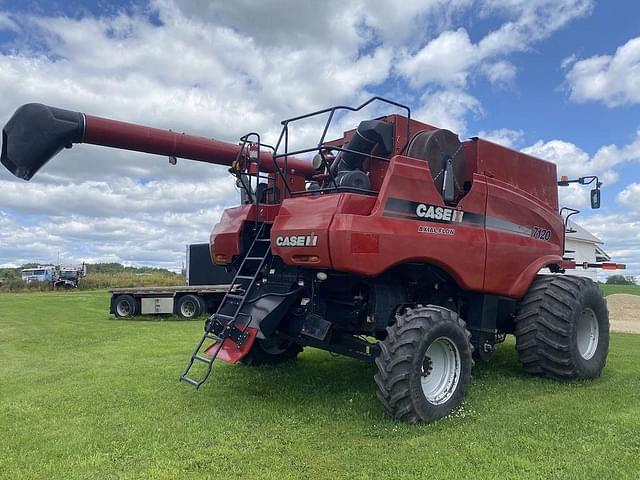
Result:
[605, 275, 637, 285]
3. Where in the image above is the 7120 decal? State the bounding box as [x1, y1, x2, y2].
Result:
[532, 226, 551, 241]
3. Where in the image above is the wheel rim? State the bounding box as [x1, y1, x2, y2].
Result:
[181, 301, 196, 318]
[116, 300, 130, 317]
[576, 307, 599, 360]
[421, 336, 461, 405]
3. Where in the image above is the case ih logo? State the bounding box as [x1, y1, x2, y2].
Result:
[275, 234, 318, 247]
[416, 204, 464, 223]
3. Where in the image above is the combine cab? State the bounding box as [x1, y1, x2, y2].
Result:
[1, 97, 625, 423]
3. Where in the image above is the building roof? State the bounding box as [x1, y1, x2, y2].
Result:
[566, 220, 602, 244]
[595, 244, 611, 262]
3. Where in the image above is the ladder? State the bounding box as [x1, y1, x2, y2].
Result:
[179, 223, 272, 389]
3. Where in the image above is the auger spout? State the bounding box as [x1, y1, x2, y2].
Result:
[1, 103, 314, 181]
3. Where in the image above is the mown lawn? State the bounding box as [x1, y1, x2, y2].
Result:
[601, 283, 640, 296]
[1, 291, 639, 479]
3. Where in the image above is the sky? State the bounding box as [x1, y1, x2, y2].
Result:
[0, 0, 638, 278]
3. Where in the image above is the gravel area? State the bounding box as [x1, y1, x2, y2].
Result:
[607, 294, 640, 334]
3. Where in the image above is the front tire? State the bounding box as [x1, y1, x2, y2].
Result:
[514, 275, 609, 379]
[374, 305, 473, 423]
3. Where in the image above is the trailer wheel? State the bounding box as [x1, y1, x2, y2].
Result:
[240, 338, 303, 366]
[114, 295, 139, 318]
[197, 296, 208, 315]
[514, 275, 609, 379]
[177, 294, 203, 319]
[374, 305, 473, 423]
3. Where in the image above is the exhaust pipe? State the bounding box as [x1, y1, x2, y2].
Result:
[1, 103, 315, 181]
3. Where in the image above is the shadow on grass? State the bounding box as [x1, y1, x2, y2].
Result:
[110, 314, 205, 323]
[181, 340, 562, 430]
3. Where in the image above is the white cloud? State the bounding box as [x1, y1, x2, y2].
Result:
[561, 53, 577, 69]
[397, 0, 592, 89]
[0, 12, 17, 31]
[476, 128, 523, 148]
[477, 0, 593, 56]
[565, 36, 640, 106]
[397, 29, 477, 88]
[414, 89, 482, 134]
[617, 183, 640, 211]
[0, 208, 224, 270]
[0, 177, 237, 217]
[579, 213, 640, 275]
[522, 133, 640, 185]
[481, 61, 517, 87]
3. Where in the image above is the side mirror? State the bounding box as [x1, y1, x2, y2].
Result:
[590, 187, 601, 209]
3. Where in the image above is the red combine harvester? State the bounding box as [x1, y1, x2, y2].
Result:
[1, 98, 625, 423]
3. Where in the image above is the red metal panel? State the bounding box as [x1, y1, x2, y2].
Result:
[271, 195, 343, 268]
[473, 138, 559, 211]
[483, 176, 564, 297]
[209, 204, 280, 265]
[204, 327, 258, 364]
[329, 156, 487, 291]
[270, 193, 378, 268]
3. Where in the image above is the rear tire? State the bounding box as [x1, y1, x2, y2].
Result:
[114, 295, 139, 318]
[241, 338, 302, 366]
[177, 294, 203, 319]
[374, 305, 473, 423]
[514, 275, 609, 379]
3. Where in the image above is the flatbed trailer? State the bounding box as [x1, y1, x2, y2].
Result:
[108, 243, 235, 319]
[109, 284, 230, 319]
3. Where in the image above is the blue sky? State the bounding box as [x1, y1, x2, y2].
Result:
[0, 0, 638, 278]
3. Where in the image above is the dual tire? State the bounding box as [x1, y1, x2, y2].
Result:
[177, 294, 204, 319]
[113, 294, 139, 318]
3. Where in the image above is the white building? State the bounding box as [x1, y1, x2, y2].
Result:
[558, 220, 609, 281]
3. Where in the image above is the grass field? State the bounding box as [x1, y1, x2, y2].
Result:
[1, 291, 639, 479]
[601, 283, 640, 296]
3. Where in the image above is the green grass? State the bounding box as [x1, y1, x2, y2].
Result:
[601, 283, 640, 296]
[1, 291, 639, 479]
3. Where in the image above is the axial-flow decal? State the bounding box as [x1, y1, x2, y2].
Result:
[384, 197, 538, 238]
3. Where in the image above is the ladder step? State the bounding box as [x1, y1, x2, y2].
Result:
[193, 354, 213, 364]
[226, 293, 244, 300]
[180, 376, 200, 387]
[216, 313, 235, 320]
[245, 256, 263, 260]
[255, 238, 270, 242]
[236, 275, 253, 280]
[205, 333, 223, 341]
